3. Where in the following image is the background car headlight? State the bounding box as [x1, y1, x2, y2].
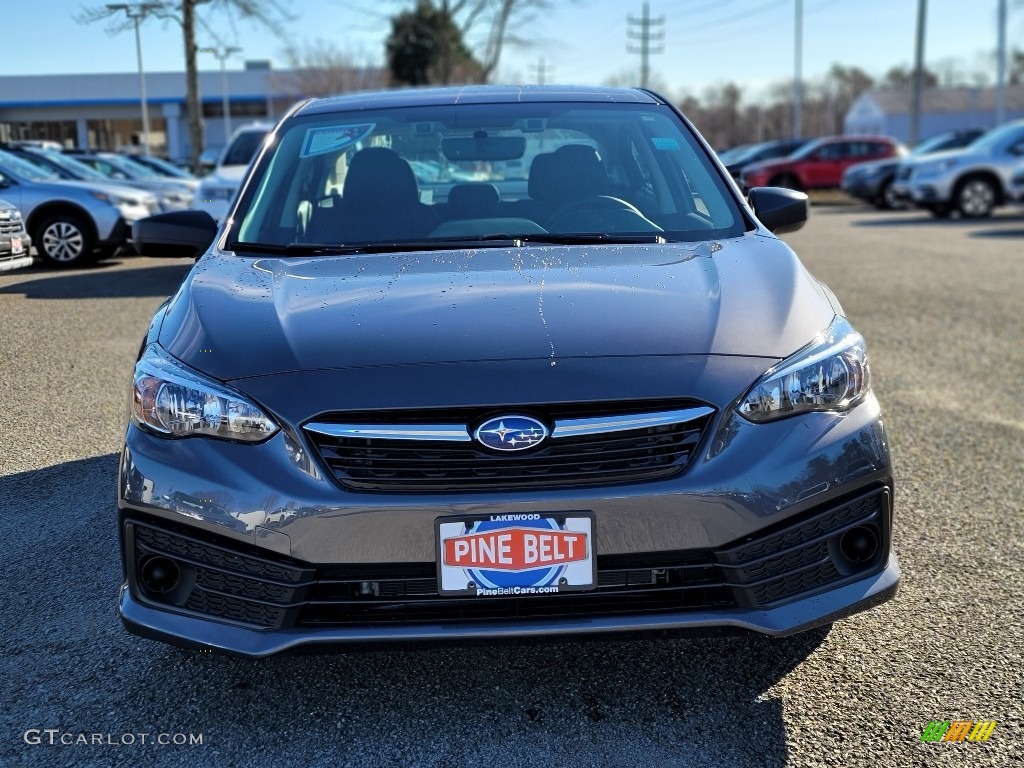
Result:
[738, 317, 870, 422]
[132, 345, 278, 441]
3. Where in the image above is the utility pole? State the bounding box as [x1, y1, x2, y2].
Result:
[205, 45, 242, 142]
[792, 0, 803, 140]
[627, 2, 664, 89]
[910, 0, 927, 146]
[996, 0, 1007, 125]
[439, 0, 452, 85]
[530, 57, 554, 85]
[106, 2, 162, 154]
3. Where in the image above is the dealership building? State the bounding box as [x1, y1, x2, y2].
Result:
[0, 63, 303, 162]
[844, 85, 1024, 142]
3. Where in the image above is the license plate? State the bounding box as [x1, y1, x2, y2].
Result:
[436, 513, 596, 597]
[10, 237, 23, 254]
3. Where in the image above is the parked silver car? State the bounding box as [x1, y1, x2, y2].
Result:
[70, 151, 197, 211]
[193, 122, 273, 222]
[0, 149, 158, 267]
[892, 119, 1024, 218]
[0, 197, 32, 272]
[1009, 160, 1024, 204]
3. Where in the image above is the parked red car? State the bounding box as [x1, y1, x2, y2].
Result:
[741, 135, 903, 191]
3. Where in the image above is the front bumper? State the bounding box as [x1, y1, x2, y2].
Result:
[118, 391, 899, 656]
[841, 175, 886, 200]
[0, 233, 32, 272]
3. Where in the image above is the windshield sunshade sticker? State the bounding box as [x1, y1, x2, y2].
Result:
[651, 137, 681, 150]
[300, 124, 376, 158]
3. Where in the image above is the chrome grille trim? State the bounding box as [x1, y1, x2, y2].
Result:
[305, 423, 472, 442]
[307, 407, 715, 443]
[551, 406, 715, 439]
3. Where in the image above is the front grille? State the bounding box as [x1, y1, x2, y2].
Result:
[304, 401, 715, 493]
[0, 220, 23, 235]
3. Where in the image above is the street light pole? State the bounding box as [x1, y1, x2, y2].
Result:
[107, 3, 162, 155]
[207, 46, 242, 141]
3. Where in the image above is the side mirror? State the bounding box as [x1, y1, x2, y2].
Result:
[133, 210, 218, 258]
[748, 187, 809, 235]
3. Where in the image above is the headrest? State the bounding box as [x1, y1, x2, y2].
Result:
[344, 147, 419, 209]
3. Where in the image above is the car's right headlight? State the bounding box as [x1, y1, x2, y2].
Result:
[132, 345, 278, 441]
[90, 190, 140, 208]
[738, 316, 870, 423]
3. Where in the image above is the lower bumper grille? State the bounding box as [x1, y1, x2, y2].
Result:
[122, 486, 890, 632]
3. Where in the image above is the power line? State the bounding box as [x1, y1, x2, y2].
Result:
[627, 2, 665, 89]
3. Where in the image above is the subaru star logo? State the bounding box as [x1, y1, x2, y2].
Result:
[474, 416, 548, 452]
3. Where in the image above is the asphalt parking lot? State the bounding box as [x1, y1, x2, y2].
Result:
[1, 205, 1021, 768]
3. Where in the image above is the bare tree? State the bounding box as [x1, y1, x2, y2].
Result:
[78, 0, 292, 171]
[275, 40, 386, 99]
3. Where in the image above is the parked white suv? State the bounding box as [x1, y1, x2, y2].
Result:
[893, 119, 1024, 218]
[193, 123, 272, 223]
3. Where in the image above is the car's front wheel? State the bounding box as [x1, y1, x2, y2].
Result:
[34, 214, 96, 268]
[955, 176, 997, 219]
[874, 181, 900, 210]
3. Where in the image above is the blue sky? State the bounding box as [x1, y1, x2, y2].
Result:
[2, 0, 1021, 100]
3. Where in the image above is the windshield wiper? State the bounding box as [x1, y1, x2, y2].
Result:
[227, 238, 523, 255]
[227, 233, 667, 256]
[511, 233, 667, 246]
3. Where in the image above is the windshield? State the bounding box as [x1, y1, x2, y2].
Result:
[101, 154, 162, 179]
[0, 149, 60, 181]
[967, 122, 1024, 153]
[136, 155, 194, 178]
[223, 130, 269, 166]
[39, 151, 108, 180]
[233, 102, 744, 250]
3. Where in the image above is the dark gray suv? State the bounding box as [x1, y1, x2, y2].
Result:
[121, 86, 899, 657]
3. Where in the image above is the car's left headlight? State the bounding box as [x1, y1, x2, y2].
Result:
[132, 345, 278, 441]
[738, 316, 870, 422]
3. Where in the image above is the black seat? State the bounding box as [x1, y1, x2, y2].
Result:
[445, 183, 500, 219]
[525, 145, 609, 225]
[313, 147, 434, 243]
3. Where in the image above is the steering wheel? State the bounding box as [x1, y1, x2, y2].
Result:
[548, 195, 662, 232]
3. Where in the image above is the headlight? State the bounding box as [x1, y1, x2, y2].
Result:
[738, 317, 870, 422]
[199, 185, 236, 201]
[90, 190, 140, 207]
[132, 345, 278, 441]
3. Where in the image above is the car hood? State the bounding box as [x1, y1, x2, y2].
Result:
[741, 157, 792, 176]
[201, 165, 248, 186]
[158, 235, 836, 381]
[845, 158, 898, 175]
[902, 148, 978, 168]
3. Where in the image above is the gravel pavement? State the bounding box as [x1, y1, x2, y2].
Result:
[1, 206, 1021, 767]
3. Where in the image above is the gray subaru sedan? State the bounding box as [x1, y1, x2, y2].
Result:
[121, 86, 899, 657]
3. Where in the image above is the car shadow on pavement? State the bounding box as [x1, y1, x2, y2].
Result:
[967, 227, 1024, 239]
[0, 261, 192, 300]
[851, 215, 984, 227]
[1, 454, 825, 768]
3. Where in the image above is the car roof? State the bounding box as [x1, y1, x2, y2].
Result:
[296, 85, 663, 116]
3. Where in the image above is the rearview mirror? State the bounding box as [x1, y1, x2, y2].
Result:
[442, 136, 526, 162]
[748, 187, 809, 235]
[133, 210, 218, 258]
